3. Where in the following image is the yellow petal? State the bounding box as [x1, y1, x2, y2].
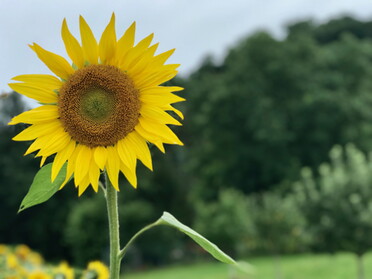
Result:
[140, 64, 180, 81]
[9, 105, 59, 125]
[139, 117, 183, 146]
[39, 156, 47, 167]
[135, 69, 178, 89]
[24, 137, 46, 155]
[117, 137, 137, 171]
[13, 121, 62, 141]
[99, 13, 117, 64]
[11, 74, 62, 91]
[79, 16, 98, 65]
[139, 49, 176, 75]
[34, 128, 71, 157]
[30, 43, 74, 80]
[60, 148, 78, 189]
[94, 146, 108, 170]
[140, 86, 184, 94]
[61, 18, 84, 69]
[9, 83, 58, 104]
[120, 33, 154, 70]
[140, 105, 181, 126]
[152, 141, 165, 153]
[140, 93, 185, 105]
[106, 145, 120, 191]
[78, 175, 91, 196]
[128, 43, 159, 77]
[151, 48, 175, 68]
[89, 158, 100, 192]
[120, 162, 137, 188]
[26, 129, 67, 157]
[162, 104, 184, 120]
[116, 22, 136, 62]
[135, 33, 154, 52]
[140, 91, 185, 105]
[74, 144, 92, 186]
[135, 124, 165, 153]
[127, 131, 153, 170]
[52, 140, 76, 182]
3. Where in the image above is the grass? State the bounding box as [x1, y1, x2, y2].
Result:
[123, 252, 372, 279]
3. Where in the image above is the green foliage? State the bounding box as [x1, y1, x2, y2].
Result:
[64, 195, 108, 266]
[63, 185, 185, 266]
[194, 189, 254, 257]
[0, 92, 26, 124]
[288, 16, 372, 44]
[0, 93, 78, 262]
[185, 20, 372, 198]
[194, 190, 308, 257]
[19, 163, 67, 212]
[125, 253, 372, 279]
[294, 144, 372, 256]
[159, 211, 253, 273]
[121, 212, 242, 267]
[248, 193, 310, 255]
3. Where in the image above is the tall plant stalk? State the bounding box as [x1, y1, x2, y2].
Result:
[105, 173, 121, 279]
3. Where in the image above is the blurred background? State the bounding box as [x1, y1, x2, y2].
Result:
[2, 1, 372, 279]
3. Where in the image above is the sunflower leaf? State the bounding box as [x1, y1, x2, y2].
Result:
[18, 163, 66, 213]
[158, 212, 236, 265]
[119, 212, 253, 274]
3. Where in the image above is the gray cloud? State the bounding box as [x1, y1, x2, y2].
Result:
[0, 0, 371, 96]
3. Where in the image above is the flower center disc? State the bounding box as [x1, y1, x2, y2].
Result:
[59, 65, 140, 147]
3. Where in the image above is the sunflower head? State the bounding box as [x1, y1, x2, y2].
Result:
[27, 270, 52, 279]
[83, 261, 109, 279]
[0, 244, 9, 255]
[58, 64, 141, 147]
[15, 244, 31, 260]
[27, 252, 44, 266]
[53, 262, 74, 279]
[6, 254, 19, 269]
[9, 13, 185, 195]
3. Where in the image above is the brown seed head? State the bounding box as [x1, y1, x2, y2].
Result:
[59, 65, 140, 147]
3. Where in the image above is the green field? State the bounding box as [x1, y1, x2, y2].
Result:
[124, 252, 372, 279]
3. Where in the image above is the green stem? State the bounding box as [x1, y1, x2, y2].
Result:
[105, 173, 121, 279]
[119, 221, 160, 260]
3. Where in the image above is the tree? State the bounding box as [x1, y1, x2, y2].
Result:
[185, 22, 372, 199]
[294, 144, 372, 279]
[287, 16, 372, 44]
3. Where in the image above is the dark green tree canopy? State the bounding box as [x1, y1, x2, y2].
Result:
[185, 18, 372, 198]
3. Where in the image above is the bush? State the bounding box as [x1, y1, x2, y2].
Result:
[247, 193, 310, 255]
[294, 144, 372, 256]
[193, 189, 254, 257]
[294, 144, 372, 279]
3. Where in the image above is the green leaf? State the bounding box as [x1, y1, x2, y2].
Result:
[18, 163, 66, 213]
[158, 212, 236, 265]
[120, 211, 253, 275]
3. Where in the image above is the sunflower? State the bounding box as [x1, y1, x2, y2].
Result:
[83, 261, 109, 279]
[27, 270, 52, 279]
[6, 254, 19, 269]
[53, 262, 74, 279]
[9, 14, 184, 195]
[15, 244, 31, 260]
[0, 244, 9, 255]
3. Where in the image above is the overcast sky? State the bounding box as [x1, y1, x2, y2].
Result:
[1, 0, 372, 95]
